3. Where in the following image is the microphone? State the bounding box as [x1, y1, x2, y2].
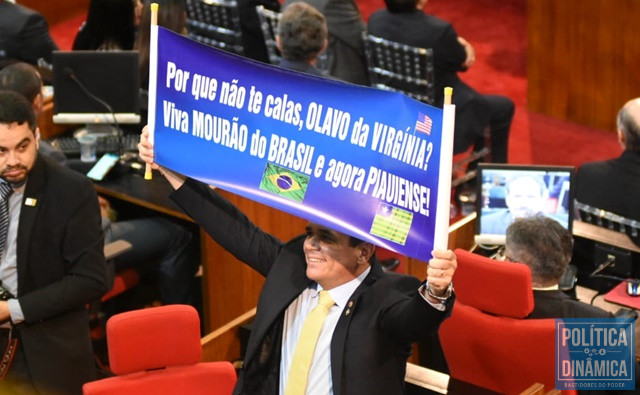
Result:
[63, 67, 124, 158]
[589, 255, 616, 278]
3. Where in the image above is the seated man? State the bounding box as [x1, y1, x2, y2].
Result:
[283, 0, 368, 85]
[0, 1, 59, 65]
[574, 97, 640, 280]
[505, 215, 612, 318]
[368, 0, 514, 163]
[276, 2, 328, 77]
[575, 97, 640, 231]
[0, 62, 200, 308]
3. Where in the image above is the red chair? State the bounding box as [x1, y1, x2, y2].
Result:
[438, 249, 577, 395]
[83, 305, 237, 395]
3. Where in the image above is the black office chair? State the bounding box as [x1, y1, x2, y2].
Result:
[255, 5, 281, 65]
[362, 33, 489, 192]
[362, 33, 435, 105]
[185, 0, 244, 55]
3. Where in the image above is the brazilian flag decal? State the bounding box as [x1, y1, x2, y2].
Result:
[370, 203, 413, 245]
[259, 163, 310, 203]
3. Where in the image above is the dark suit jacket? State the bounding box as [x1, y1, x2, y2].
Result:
[171, 178, 453, 395]
[15, 155, 108, 394]
[574, 150, 640, 275]
[367, 10, 493, 152]
[278, 59, 328, 78]
[237, 0, 280, 63]
[0, 2, 59, 65]
[283, 0, 368, 85]
[576, 150, 640, 222]
[528, 290, 613, 319]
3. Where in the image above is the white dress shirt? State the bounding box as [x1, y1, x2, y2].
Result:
[278, 267, 448, 394]
[279, 267, 370, 395]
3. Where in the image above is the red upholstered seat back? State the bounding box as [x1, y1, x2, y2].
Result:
[440, 304, 562, 394]
[108, 304, 202, 375]
[83, 305, 237, 395]
[452, 248, 533, 318]
[439, 250, 576, 394]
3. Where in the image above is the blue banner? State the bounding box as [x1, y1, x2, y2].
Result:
[152, 27, 446, 262]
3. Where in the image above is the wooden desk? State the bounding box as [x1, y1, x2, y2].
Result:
[93, 169, 191, 223]
[577, 285, 640, 357]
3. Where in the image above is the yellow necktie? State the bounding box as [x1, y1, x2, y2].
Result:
[285, 290, 335, 395]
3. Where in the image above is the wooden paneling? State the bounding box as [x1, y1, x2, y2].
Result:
[19, 0, 88, 27]
[527, 0, 640, 131]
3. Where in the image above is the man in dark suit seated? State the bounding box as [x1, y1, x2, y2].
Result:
[0, 1, 59, 66]
[138, 128, 458, 394]
[507, 216, 640, 395]
[573, 98, 640, 282]
[505, 215, 612, 319]
[576, 98, 640, 222]
[367, 0, 514, 163]
[0, 91, 109, 394]
[283, 0, 368, 85]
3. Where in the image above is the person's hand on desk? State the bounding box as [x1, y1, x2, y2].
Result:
[138, 126, 187, 190]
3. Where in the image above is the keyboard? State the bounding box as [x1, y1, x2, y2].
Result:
[49, 134, 139, 157]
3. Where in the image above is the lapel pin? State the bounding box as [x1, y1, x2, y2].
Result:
[25, 198, 37, 207]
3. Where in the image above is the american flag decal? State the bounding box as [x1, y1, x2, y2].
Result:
[414, 112, 433, 135]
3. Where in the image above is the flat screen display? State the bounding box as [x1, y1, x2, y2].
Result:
[475, 163, 575, 245]
[52, 50, 141, 124]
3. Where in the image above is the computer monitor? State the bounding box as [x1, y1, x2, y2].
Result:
[475, 163, 575, 246]
[52, 51, 141, 128]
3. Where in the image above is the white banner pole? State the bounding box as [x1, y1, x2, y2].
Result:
[432, 87, 455, 251]
[144, 3, 159, 180]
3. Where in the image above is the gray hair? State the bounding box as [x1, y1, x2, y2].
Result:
[505, 215, 573, 284]
[278, 2, 327, 62]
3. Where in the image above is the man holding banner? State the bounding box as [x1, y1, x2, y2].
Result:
[138, 129, 456, 394]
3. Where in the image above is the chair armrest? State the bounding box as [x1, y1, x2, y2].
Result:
[104, 239, 133, 260]
[201, 308, 257, 363]
[405, 362, 449, 394]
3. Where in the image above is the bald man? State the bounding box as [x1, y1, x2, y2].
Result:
[574, 98, 640, 290]
[575, 98, 640, 223]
